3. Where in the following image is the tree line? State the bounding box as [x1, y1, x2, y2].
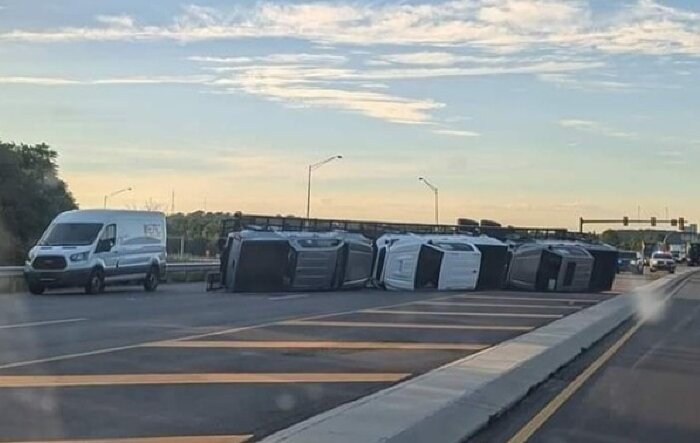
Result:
[0, 141, 77, 265]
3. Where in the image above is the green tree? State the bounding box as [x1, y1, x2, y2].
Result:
[0, 140, 77, 265]
[600, 229, 621, 246]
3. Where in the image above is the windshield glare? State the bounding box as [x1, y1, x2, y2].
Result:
[39, 223, 103, 246]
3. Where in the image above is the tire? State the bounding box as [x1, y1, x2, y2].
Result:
[85, 268, 105, 295]
[650, 267, 656, 273]
[28, 283, 45, 295]
[144, 265, 160, 292]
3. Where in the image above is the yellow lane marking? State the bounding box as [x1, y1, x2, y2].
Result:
[0, 292, 453, 371]
[147, 340, 489, 351]
[447, 295, 600, 304]
[280, 320, 533, 331]
[414, 301, 582, 310]
[0, 373, 409, 388]
[363, 309, 563, 319]
[9, 436, 252, 443]
[507, 321, 643, 443]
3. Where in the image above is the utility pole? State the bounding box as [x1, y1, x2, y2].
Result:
[171, 190, 175, 214]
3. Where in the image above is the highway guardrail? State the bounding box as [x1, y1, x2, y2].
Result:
[0, 262, 220, 293]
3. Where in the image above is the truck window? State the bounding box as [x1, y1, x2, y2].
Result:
[40, 223, 103, 246]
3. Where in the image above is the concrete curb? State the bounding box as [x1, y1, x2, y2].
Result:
[260, 270, 698, 443]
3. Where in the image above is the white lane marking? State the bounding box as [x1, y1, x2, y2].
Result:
[0, 318, 86, 330]
[268, 294, 310, 301]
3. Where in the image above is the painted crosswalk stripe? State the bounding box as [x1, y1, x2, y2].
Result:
[280, 320, 533, 331]
[6, 436, 252, 443]
[413, 301, 582, 310]
[362, 309, 563, 319]
[0, 373, 409, 388]
[147, 340, 489, 351]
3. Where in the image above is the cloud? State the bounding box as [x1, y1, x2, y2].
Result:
[199, 54, 598, 125]
[0, 75, 213, 85]
[189, 53, 347, 65]
[537, 73, 635, 91]
[432, 129, 481, 137]
[1, 0, 698, 57]
[558, 119, 637, 138]
[377, 52, 505, 66]
[0, 76, 80, 85]
[95, 14, 134, 28]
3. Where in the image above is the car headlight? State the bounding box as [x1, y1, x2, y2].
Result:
[70, 251, 89, 262]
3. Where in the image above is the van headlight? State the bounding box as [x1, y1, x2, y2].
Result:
[70, 252, 89, 262]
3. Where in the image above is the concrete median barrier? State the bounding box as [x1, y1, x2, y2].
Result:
[260, 268, 698, 443]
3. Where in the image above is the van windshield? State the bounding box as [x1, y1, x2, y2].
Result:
[40, 223, 103, 246]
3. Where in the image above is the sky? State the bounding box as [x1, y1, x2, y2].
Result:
[1, 0, 699, 230]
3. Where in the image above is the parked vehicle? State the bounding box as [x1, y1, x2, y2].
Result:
[507, 244, 594, 292]
[617, 251, 644, 274]
[688, 243, 700, 267]
[222, 230, 372, 292]
[649, 251, 676, 273]
[374, 234, 481, 291]
[24, 210, 167, 295]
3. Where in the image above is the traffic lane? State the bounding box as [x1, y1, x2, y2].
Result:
[480, 277, 700, 443]
[0, 346, 469, 376]
[0, 287, 621, 442]
[0, 286, 457, 366]
[188, 323, 529, 344]
[0, 382, 384, 442]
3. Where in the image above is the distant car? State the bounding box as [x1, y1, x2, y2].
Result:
[617, 251, 643, 274]
[649, 252, 676, 273]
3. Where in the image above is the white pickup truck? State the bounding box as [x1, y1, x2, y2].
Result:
[649, 251, 676, 274]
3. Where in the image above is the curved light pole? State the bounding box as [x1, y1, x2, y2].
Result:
[103, 187, 132, 209]
[306, 155, 342, 219]
[418, 177, 439, 225]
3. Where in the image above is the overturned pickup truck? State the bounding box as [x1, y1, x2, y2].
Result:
[507, 243, 594, 292]
[220, 230, 373, 292]
[373, 234, 483, 291]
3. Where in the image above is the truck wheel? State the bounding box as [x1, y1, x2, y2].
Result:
[85, 269, 105, 294]
[28, 283, 45, 295]
[144, 265, 160, 292]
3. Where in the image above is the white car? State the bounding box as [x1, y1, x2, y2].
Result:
[24, 210, 167, 294]
[649, 252, 676, 273]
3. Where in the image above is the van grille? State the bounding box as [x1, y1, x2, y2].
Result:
[33, 256, 67, 270]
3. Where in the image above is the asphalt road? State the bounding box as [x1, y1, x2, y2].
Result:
[0, 275, 650, 443]
[469, 271, 700, 443]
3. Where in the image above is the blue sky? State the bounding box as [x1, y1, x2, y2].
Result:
[1, 0, 699, 229]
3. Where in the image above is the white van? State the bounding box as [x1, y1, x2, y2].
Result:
[24, 210, 167, 294]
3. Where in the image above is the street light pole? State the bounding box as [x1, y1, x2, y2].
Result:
[306, 155, 342, 219]
[103, 187, 132, 209]
[418, 177, 439, 225]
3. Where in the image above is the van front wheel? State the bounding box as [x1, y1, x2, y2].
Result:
[144, 266, 160, 292]
[85, 269, 104, 295]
